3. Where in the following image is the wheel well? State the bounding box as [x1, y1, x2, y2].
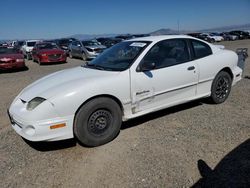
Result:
[220, 67, 233, 80]
[74, 94, 124, 117]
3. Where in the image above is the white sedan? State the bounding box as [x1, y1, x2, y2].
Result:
[8, 35, 243, 146]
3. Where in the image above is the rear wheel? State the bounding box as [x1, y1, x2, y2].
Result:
[82, 52, 87, 61]
[210, 71, 232, 104]
[74, 97, 122, 147]
[69, 51, 73, 58]
[37, 58, 42, 65]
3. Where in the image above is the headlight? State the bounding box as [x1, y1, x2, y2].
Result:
[16, 59, 24, 62]
[27, 97, 46, 111]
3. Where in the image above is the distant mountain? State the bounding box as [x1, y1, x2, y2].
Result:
[198, 23, 250, 32]
[69, 34, 118, 40]
[150, 28, 180, 35]
[149, 23, 250, 35]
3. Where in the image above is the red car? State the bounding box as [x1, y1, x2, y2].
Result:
[0, 47, 25, 71]
[32, 42, 67, 65]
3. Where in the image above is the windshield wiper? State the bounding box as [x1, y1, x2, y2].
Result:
[83, 62, 107, 70]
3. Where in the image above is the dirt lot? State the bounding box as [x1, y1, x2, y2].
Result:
[0, 40, 250, 188]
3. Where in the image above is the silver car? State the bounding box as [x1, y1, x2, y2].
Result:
[68, 40, 106, 61]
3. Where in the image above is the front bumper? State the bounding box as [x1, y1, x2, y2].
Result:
[39, 55, 67, 63]
[8, 98, 74, 142]
[0, 61, 25, 70]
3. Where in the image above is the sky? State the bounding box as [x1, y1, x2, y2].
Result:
[0, 0, 249, 39]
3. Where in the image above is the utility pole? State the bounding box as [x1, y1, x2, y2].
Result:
[177, 19, 180, 34]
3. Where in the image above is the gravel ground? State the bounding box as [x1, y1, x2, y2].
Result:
[0, 40, 249, 188]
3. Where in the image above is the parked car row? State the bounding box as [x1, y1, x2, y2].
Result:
[1, 30, 249, 72]
[187, 30, 250, 43]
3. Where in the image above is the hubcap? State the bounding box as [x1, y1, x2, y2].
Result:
[87, 109, 112, 136]
[215, 76, 229, 99]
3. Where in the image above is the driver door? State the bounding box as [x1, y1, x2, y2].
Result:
[130, 39, 198, 113]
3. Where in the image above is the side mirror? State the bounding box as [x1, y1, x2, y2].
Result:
[139, 61, 156, 72]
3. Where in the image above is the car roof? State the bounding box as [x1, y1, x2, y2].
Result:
[127, 35, 196, 42]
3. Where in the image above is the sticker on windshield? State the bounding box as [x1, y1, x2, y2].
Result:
[130, 42, 147, 47]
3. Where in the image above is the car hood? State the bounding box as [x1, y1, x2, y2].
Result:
[18, 66, 119, 102]
[38, 49, 64, 54]
[85, 45, 106, 50]
[0, 54, 23, 59]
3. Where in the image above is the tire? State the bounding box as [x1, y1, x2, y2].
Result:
[38, 58, 42, 65]
[82, 52, 87, 61]
[211, 39, 215, 43]
[69, 51, 73, 59]
[74, 97, 122, 147]
[210, 71, 232, 104]
[27, 54, 32, 60]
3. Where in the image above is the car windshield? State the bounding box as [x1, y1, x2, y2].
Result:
[82, 41, 100, 46]
[37, 43, 58, 50]
[84, 41, 150, 71]
[58, 39, 72, 45]
[17, 41, 24, 46]
[0, 47, 20, 54]
[27, 42, 37, 47]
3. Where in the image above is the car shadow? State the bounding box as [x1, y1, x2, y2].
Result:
[39, 61, 68, 66]
[192, 139, 250, 188]
[0, 66, 29, 74]
[121, 100, 203, 130]
[23, 138, 77, 152]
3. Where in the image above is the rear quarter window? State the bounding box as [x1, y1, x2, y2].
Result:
[191, 40, 212, 59]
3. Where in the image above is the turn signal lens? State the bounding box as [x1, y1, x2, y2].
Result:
[50, 123, 66, 129]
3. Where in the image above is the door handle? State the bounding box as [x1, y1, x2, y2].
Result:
[187, 66, 195, 71]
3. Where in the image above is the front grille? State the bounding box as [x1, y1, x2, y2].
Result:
[94, 48, 103, 53]
[48, 54, 61, 60]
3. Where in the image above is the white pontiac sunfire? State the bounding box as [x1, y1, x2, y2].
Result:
[8, 35, 243, 146]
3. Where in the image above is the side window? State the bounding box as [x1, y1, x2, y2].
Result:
[191, 40, 212, 59]
[141, 39, 190, 70]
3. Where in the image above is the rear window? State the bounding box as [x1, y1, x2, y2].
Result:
[191, 40, 212, 59]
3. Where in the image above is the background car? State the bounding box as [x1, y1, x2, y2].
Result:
[55, 38, 76, 55]
[229, 30, 250, 40]
[31, 42, 67, 65]
[96, 37, 122, 48]
[21, 40, 40, 60]
[197, 33, 215, 42]
[202, 33, 224, 42]
[0, 46, 25, 71]
[220, 32, 238, 41]
[68, 39, 106, 60]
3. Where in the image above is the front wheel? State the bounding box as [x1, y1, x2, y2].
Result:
[82, 52, 87, 61]
[210, 71, 232, 104]
[74, 97, 122, 147]
[69, 51, 73, 58]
